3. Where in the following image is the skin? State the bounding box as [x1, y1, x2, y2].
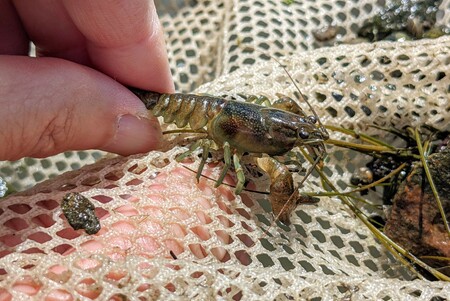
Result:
[0, 0, 174, 161]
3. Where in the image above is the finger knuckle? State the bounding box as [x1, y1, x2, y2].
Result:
[35, 106, 76, 156]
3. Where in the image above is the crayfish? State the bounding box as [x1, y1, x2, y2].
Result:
[131, 86, 328, 224]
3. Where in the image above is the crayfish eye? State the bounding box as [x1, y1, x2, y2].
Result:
[307, 115, 317, 124]
[298, 129, 310, 139]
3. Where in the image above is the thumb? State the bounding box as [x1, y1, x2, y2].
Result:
[0, 56, 162, 161]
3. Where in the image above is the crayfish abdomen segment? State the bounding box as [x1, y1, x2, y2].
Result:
[156, 94, 226, 130]
[131, 89, 226, 130]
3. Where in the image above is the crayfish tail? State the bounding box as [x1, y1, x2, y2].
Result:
[129, 88, 162, 110]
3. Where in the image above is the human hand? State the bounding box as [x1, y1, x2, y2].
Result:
[0, 0, 174, 161]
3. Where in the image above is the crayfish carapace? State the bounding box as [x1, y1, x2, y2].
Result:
[131, 88, 328, 224]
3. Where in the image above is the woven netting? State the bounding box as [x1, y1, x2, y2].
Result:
[1, 0, 450, 300]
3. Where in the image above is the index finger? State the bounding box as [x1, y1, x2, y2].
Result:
[63, 0, 174, 92]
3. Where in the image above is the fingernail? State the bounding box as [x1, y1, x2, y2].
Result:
[103, 115, 161, 155]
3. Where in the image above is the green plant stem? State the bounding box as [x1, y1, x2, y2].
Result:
[326, 139, 395, 153]
[412, 127, 450, 237]
[326, 125, 397, 149]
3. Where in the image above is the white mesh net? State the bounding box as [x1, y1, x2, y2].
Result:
[1, 0, 450, 300]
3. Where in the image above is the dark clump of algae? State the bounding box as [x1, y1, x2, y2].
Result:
[61, 192, 101, 235]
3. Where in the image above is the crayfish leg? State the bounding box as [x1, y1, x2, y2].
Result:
[201, 142, 245, 194]
[176, 140, 201, 162]
[196, 140, 212, 182]
[215, 142, 232, 188]
[304, 144, 326, 170]
[233, 153, 245, 194]
[176, 139, 212, 183]
[245, 95, 272, 106]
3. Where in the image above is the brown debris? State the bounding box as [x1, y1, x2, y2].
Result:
[384, 143, 450, 275]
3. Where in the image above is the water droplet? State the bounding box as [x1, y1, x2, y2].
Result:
[354, 75, 366, 83]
